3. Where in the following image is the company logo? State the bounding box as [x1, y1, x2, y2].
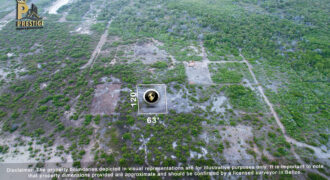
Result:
[16, 0, 43, 29]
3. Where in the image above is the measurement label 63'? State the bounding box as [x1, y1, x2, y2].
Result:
[147, 116, 159, 124]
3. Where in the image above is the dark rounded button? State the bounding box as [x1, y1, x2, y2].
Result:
[143, 89, 160, 105]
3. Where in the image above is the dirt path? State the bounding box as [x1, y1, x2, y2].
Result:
[109, 46, 119, 66]
[48, 0, 71, 14]
[200, 42, 210, 63]
[0, 10, 15, 31]
[81, 0, 132, 69]
[240, 53, 330, 162]
[209, 61, 245, 64]
[80, 19, 113, 69]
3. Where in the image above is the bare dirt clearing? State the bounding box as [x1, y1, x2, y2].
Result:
[167, 88, 194, 113]
[91, 83, 121, 115]
[134, 41, 169, 64]
[219, 125, 255, 164]
[184, 61, 213, 85]
[0, 10, 15, 31]
[0, 133, 71, 164]
[59, 12, 68, 22]
[0, 132, 73, 179]
[48, 0, 71, 14]
[211, 95, 230, 114]
[183, 42, 220, 85]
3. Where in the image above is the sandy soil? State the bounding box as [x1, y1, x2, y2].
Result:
[73, 1, 105, 35]
[200, 42, 209, 63]
[139, 135, 151, 166]
[63, 94, 80, 121]
[0, 10, 15, 31]
[0, 133, 70, 164]
[59, 12, 68, 22]
[48, 0, 71, 14]
[0, 68, 9, 80]
[134, 41, 169, 64]
[190, 147, 208, 159]
[151, 38, 164, 46]
[166, 88, 194, 113]
[0, 132, 73, 179]
[211, 95, 229, 114]
[219, 125, 255, 165]
[91, 83, 121, 115]
[209, 61, 245, 64]
[184, 61, 213, 85]
[184, 42, 214, 84]
[81, 123, 101, 165]
[39, 83, 48, 90]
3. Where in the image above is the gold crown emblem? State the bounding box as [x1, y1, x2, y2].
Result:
[17, 0, 26, 3]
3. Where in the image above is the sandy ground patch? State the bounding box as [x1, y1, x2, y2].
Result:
[211, 95, 230, 114]
[184, 61, 213, 85]
[74, 26, 91, 34]
[81, 123, 102, 166]
[0, 133, 72, 179]
[265, 81, 282, 93]
[219, 125, 255, 164]
[189, 45, 201, 54]
[48, 0, 71, 14]
[180, 45, 202, 57]
[183, 42, 214, 84]
[134, 41, 168, 64]
[0, 66, 26, 82]
[139, 135, 151, 166]
[72, 1, 104, 35]
[91, 83, 121, 115]
[151, 38, 164, 46]
[0, 10, 15, 31]
[40, 83, 48, 90]
[59, 12, 68, 22]
[0, 133, 71, 164]
[63, 94, 80, 121]
[0, 68, 10, 80]
[190, 147, 208, 159]
[167, 89, 194, 113]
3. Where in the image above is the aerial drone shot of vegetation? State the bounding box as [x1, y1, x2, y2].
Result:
[0, 0, 329, 179]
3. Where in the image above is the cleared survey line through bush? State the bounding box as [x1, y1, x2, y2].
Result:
[240, 53, 330, 161]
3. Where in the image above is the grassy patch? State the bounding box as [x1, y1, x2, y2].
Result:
[225, 85, 262, 112]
